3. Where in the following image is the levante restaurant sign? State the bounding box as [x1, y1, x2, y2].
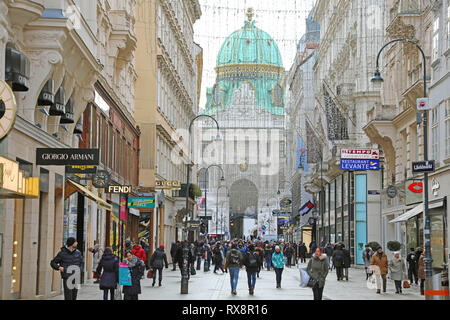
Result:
[36, 148, 100, 166]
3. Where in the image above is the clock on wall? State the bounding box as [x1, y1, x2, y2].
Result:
[0, 79, 17, 140]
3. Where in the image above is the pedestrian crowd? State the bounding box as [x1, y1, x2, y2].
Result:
[49, 236, 426, 300]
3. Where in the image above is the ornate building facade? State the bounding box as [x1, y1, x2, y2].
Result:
[200, 9, 286, 240]
[135, 0, 202, 251]
[0, 0, 138, 300]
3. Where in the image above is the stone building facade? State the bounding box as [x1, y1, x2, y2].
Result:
[0, 0, 137, 299]
[135, 0, 202, 253]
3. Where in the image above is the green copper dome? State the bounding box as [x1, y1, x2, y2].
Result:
[204, 9, 285, 117]
[217, 20, 283, 67]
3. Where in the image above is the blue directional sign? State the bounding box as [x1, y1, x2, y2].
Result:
[261, 225, 266, 231]
[340, 159, 380, 171]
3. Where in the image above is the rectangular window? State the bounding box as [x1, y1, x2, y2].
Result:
[157, 68, 161, 109]
[432, 106, 439, 160]
[446, 100, 450, 157]
[433, 17, 439, 60]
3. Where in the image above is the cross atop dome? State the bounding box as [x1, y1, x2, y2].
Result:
[246, 8, 254, 22]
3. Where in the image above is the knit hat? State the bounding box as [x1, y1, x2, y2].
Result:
[275, 245, 280, 250]
[66, 237, 76, 247]
[159, 245, 165, 249]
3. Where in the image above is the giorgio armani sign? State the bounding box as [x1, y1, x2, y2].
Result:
[36, 148, 100, 165]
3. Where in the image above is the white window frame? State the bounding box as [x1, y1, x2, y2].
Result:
[432, 17, 439, 61]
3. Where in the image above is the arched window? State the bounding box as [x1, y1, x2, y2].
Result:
[272, 83, 283, 106]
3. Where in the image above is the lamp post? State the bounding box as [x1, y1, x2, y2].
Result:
[182, 115, 219, 294]
[372, 38, 433, 299]
[202, 165, 224, 235]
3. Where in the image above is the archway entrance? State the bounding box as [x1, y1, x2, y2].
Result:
[229, 179, 258, 239]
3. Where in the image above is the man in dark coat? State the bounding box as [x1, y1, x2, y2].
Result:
[407, 247, 418, 285]
[243, 244, 259, 295]
[170, 241, 179, 271]
[299, 243, 307, 263]
[324, 243, 334, 270]
[150, 245, 169, 286]
[174, 241, 193, 279]
[96, 247, 119, 300]
[195, 242, 205, 270]
[341, 243, 351, 281]
[50, 237, 83, 300]
[284, 244, 294, 267]
[332, 244, 345, 281]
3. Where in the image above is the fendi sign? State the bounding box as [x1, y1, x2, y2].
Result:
[106, 185, 132, 194]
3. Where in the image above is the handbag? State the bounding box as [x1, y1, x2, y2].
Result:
[147, 268, 153, 279]
[307, 278, 318, 288]
[190, 265, 196, 275]
[403, 280, 410, 288]
[114, 285, 122, 300]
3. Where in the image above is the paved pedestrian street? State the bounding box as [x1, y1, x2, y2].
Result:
[48, 261, 423, 301]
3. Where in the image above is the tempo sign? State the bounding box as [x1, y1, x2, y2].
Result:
[106, 185, 132, 194]
[412, 160, 435, 173]
[341, 149, 379, 160]
[36, 148, 99, 165]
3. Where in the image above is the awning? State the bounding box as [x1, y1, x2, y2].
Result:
[129, 208, 140, 217]
[390, 199, 445, 223]
[66, 179, 113, 211]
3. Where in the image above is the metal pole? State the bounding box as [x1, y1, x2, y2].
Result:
[374, 39, 433, 298]
[181, 115, 219, 294]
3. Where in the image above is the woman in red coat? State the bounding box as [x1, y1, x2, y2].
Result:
[132, 244, 146, 264]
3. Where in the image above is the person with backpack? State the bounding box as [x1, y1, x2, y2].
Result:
[243, 244, 259, 295]
[149, 244, 169, 287]
[225, 243, 244, 295]
[272, 245, 286, 288]
[332, 244, 345, 281]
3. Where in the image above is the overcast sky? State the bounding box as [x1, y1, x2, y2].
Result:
[194, 0, 316, 110]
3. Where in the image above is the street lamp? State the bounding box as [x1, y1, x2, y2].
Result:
[216, 185, 228, 239]
[372, 38, 433, 299]
[182, 114, 219, 294]
[202, 164, 225, 235]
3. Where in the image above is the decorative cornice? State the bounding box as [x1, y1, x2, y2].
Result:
[13, 115, 69, 148]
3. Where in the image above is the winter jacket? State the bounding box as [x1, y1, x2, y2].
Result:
[96, 252, 119, 290]
[389, 257, 406, 281]
[418, 254, 425, 280]
[50, 246, 83, 279]
[213, 246, 223, 263]
[170, 243, 178, 258]
[332, 248, 345, 268]
[271, 251, 285, 269]
[324, 245, 333, 257]
[132, 245, 146, 264]
[370, 251, 389, 275]
[362, 248, 373, 267]
[195, 245, 205, 257]
[225, 248, 244, 268]
[243, 250, 259, 273]
[122, 256, 145, 296]
[174, 245, 193, 266]
[150, 248, 169, 269]
[284, 247, 294, 258]
[299, 244, 307, 257]
[92, 247, 103, 270]
[306, 254, 329, 288]
[342, 248, 351, 268]
[406, 251, 417, 268]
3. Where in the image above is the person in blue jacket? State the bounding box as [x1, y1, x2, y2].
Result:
[272, 245, 286, 288]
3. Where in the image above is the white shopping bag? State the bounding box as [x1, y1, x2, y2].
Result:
[299, 268, 310, 288]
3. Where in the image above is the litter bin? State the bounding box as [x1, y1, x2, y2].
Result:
[425, 270, 449, 300]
